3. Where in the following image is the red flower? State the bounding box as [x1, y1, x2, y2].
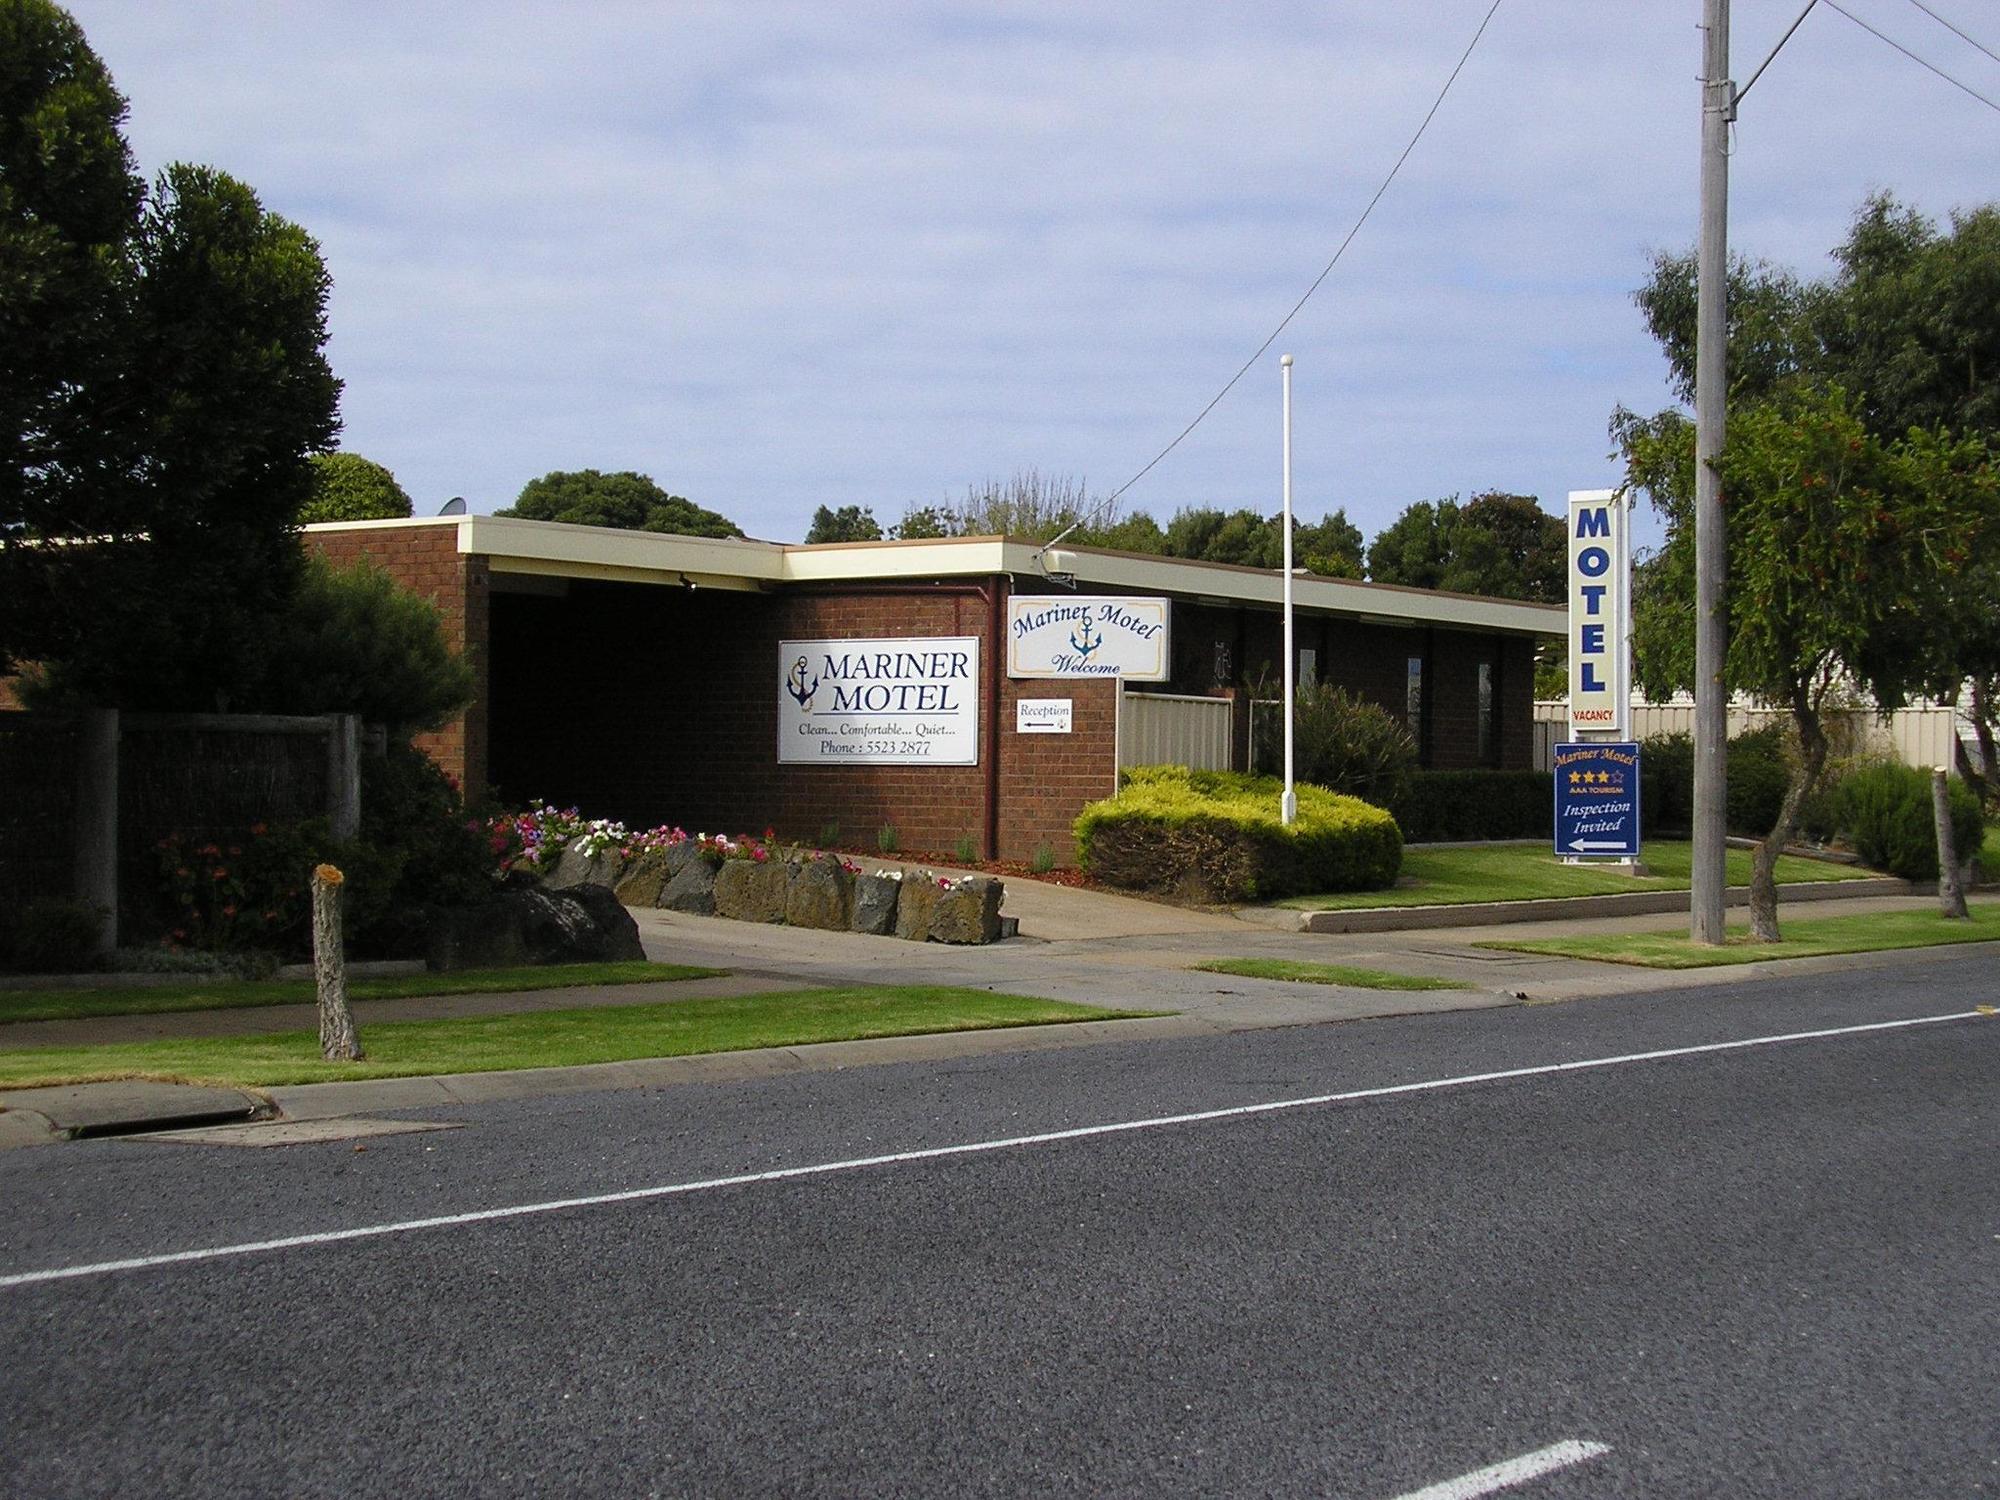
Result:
[212, 868, 229, 880]
[222, 904, 238, 917]
[250, 822, 268, 837]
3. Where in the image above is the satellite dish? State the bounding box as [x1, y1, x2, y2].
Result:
[437, 496, 468, 516]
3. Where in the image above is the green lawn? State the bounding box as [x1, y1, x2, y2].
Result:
[0, 987, 1156, 1089]
[0, 960, 725, 1027]
[1190, 958, 1470, 991]
[1481, 902, 2000, 969]
[1279, 840, 1875, 912]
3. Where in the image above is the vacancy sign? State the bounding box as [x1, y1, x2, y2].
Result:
[1553, 741, 1641, 858]
[1567, 490, 1628, 736]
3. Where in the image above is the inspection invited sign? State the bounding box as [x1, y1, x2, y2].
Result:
[1553, 741, 1641, 858]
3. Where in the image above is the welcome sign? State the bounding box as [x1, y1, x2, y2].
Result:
[778, 637, 979, 765]
[1007, 597, 1169, 681]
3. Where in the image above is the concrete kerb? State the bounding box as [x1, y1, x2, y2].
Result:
[2, 876, 1988, 1145]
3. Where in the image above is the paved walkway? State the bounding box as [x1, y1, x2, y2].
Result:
[0, 873, 1988, 1146]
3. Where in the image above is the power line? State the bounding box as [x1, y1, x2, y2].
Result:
[1103, 0, 1506, 508]
[1822, 0, 2000, 113]
[1904, 0, 2000, 67]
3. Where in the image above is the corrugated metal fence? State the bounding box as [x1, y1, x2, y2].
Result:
[1532, 702, 1969, 772]
[1119, 691, 1233, 771]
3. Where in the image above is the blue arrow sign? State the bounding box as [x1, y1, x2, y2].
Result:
[1553, 742, 1642, 858]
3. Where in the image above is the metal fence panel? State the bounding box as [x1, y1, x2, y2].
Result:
[1119, 692, 1233, 771]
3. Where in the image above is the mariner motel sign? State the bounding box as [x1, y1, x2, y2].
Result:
[776, 598, 1170, 766]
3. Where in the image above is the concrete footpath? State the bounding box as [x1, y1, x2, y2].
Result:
[0, 877, 1987, 1147]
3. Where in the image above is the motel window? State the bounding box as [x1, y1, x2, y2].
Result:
[1298, 647, 1317, 690]
[1477, 660, 1495, 764]
[1405, 655, 1424, 745]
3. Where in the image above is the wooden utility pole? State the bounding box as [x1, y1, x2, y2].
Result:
[1691, 0, 1734, 944]
[312, 863, 363, 1060]
[1932, 769, 1968, 919]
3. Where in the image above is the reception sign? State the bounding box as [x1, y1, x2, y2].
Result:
[778, 637, 979, 764]
[1007, 596, 1169, 680]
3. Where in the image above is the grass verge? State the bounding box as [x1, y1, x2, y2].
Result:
[1480, 902, 2000, 969]
[0, 961, 726, 1027]
[1278, 840, 1875, 912]
[1190, 959, 1470, 991]
[0, 987, 1157, 1089]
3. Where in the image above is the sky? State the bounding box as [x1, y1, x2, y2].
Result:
[62, 1, 2000, 551]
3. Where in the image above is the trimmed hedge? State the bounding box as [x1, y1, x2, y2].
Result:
[1387, 769, 1553, 842]
[1076, 766, 1401, 902]
[1638, 726, 1794, 837]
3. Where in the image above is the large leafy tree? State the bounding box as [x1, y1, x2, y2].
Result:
[804, 504, 880, 543]
[1632, 193, 2000, 811]
[1, 4, 340, 708]
[1366, 492, 1563, 600]
[500, 469, 742, 537]
[301, 452, 413, 524]
[1622, 389, 1995, 939]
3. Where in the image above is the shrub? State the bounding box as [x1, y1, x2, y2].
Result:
[1725, 724, 1791, 836]
[1, 900, 105, 974]
[1076, 766, 1401, 901]
[1639, 733, 1695, 834]
[1388, 769, 1553, 842]
[149, 743, 496, 960]
[1836, 762, 1983, 881]
[1636, 725, 1794, 837]
[1253, 686, 1417, 806]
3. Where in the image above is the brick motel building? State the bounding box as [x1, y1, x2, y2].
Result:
[308, 516, 1563, 864]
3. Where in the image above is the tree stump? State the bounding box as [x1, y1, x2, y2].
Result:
[312, 863, 364, 1060]
[1932, 768, 1968, 920]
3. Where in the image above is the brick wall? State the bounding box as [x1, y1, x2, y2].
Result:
[305, 525, 489, 794]
[482, 577, 1124, 861]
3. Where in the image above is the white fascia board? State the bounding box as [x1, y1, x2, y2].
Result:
[458, 514, 788, 584]
[1044, 548, 1565, 637]
[777, 537, 1013, 582]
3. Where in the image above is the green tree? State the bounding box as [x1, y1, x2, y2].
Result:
[1620, 387, 1995, 939]
[2, 6, 341, 711]
[1163, 507, 1279, 568]
[1366, 499, 1459, 590]
[500, 470, 742, 537]
[300, 452, 413, 523]
[888, 504, 953, 540]
[1366, 493, 1561, 600]
[804, 504, 881, 543]
[1294, 509, 1366, 579]
[248, 555, 475, 731]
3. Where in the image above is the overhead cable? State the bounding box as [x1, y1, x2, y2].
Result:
[1102, 0, 1506, 508]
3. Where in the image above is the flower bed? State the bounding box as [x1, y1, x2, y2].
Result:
[488, 807, 1007, 945]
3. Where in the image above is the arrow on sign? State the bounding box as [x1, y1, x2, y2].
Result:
[1567, 840, 1631, 852]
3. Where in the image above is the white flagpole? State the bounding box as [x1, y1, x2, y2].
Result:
[1281, 354, 1297, 826]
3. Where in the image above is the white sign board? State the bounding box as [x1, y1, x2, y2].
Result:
[1007, 596, 1169, 680]
[778, 637, 979, 765]
[1567, 490, 1628, 737]
[1015, 698, 1073, 734]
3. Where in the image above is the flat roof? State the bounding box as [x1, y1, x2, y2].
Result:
[306, 514, 1565, 637]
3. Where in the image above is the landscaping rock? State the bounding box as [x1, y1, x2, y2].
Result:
[426, 884, 643, 971]
[664, 839, 702, 879]
[713, 859, 788, 923]
[545, 842, 625, 891]
[929, 876, 1005, 944]
[659, 857, 717, 915]
[611, 848, 672, 907]
[893, 873, 941, 942]
[850, 871, 901, 935]
[786, 855, 854, 931]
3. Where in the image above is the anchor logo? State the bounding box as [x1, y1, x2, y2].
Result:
[786, 655, 820, 710]
[1068, 616, 1102, 661]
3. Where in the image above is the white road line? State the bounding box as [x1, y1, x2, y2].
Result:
[1386, 1439, 1612, 1500]
[0, 1007, 1985, 1292]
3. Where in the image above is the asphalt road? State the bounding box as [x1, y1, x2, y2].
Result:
[3, 950, 1996, 1497]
